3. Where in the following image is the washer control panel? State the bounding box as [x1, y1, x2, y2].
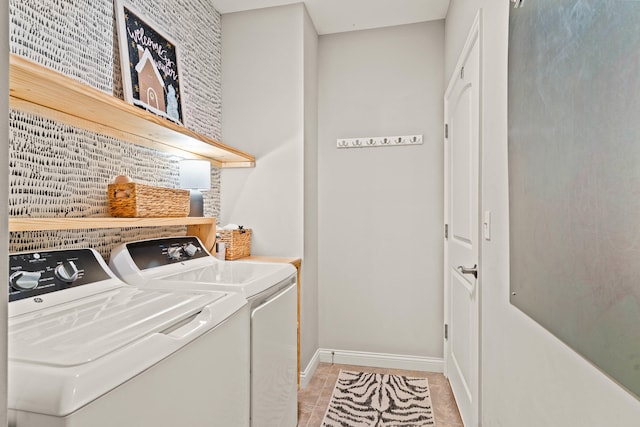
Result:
[9, 249, 111, 302]
[125, 237, 210, 271]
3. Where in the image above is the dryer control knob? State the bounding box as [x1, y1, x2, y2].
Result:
[55, 261, 79, 283]
[168, 247, 183, 260]
[184, 243, 198, 257]
[9, 271, 41, 291]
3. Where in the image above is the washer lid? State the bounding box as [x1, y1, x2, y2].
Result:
[145, 261, 295, 299]
[9, 286, 226, 367]
[108, 237, 297, 298]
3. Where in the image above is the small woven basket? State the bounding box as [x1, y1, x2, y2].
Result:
[107, 183, 190, 218]
[218, 228, 252, 260]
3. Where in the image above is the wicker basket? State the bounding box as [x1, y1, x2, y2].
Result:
[107, 183, 190, 218]
[218, 228, 252, 260]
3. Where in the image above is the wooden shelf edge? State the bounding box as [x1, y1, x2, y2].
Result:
[9, 54, 255, 168]
[9, 217, 217, 232]
[9, 97, 226, 168]
[220, 161, 256, 168]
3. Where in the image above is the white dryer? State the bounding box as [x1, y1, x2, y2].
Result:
[8, 248, 250, 427]
[109, 236, 298, 427]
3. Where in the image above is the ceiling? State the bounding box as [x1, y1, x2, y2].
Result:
[211, 0, 450, 35]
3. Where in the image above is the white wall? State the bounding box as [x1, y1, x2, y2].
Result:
[1, 1, 9, 423]
[302, 7, 319, 369]
[445, 1, 640, 425]
[221, 4, 305, 257]
[318, 21, 445, 359]
[221, 3, 320, 370]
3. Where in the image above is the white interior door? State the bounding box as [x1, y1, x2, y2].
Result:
[444, 12, 482, 427]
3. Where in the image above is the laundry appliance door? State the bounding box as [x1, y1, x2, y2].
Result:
[250, 282, 298, 427]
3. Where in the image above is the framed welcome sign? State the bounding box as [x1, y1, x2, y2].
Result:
[115, 0, 184, 125]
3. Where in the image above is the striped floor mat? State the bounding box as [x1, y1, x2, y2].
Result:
[321, 370, 436, 426]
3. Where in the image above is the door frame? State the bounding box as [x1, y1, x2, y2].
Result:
[443, 9, 483, 426]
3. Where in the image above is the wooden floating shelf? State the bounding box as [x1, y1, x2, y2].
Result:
[8, 217, 216, 232]
[9, 217, 218, 251]
[9, 55, 255, 168]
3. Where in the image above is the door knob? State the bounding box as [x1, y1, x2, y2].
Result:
[457, 264, 478, 279]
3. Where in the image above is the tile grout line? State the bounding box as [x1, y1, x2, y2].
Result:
[302, 366, 331, 427]
[310, 368, 332, 426]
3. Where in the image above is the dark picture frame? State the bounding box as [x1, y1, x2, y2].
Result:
[115, 0, 184, 125]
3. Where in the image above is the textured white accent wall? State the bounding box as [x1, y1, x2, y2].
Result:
[317, 22, 445, 358]
[1, 1, 9, 422]
[9, 0, 223, 138]
[445, 1, 640, 425]
[8, 0, 223, 258]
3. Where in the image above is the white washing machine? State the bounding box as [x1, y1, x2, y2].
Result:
[109, 236, 298, 427]
[8, 248, 250, 427]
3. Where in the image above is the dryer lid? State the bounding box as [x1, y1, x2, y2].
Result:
[9, 286, 226, 367]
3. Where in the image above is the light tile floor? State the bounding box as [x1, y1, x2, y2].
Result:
[297, 363, 464, 427]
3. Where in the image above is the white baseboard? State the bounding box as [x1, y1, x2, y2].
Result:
[299, 349, 321, 389]
[300, 348, 444, 388]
